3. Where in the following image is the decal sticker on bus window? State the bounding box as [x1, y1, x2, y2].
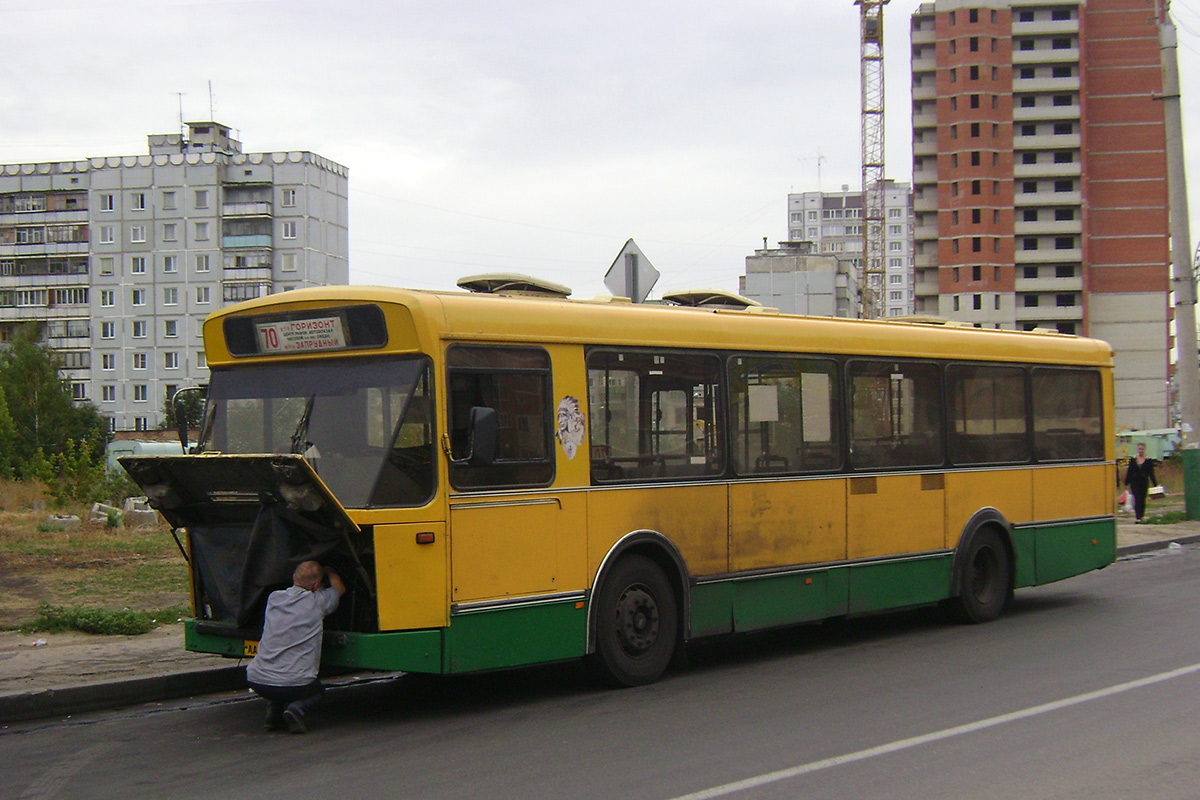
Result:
[556, 396, 585, 460]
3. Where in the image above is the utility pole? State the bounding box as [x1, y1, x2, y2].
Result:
[1159, 6, 1200, 517]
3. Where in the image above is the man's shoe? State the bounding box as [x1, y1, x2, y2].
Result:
[283, 707, 307, 734]
[264, 708, 285, 731]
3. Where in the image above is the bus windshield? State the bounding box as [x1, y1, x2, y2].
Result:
[201, 356, 434, 508]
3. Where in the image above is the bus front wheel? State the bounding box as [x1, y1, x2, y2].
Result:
[951, 529, 1011, 624]
[592, 555, 678, 687]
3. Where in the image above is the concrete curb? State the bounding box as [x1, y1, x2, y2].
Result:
[0, 666, 245, 725]
[3, 534, 1198, 725]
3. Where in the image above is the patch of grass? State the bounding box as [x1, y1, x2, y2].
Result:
[19, 603, 188, 636]
[1143, 510, 1188, 525]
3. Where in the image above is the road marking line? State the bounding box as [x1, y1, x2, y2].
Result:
[668, 661, 1200, 800]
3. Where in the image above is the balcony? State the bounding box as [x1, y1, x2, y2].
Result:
[912, 82, 936, 102]
[1013, 219, 1082, 236]
[1012, 47, 1080, 65]
[1013, 104, 1081, 122]
[222, 202, 273, 217]
[913, 138, 938, 157]
[1015, 304, 1083, 322]
[1015, 276, 1084, 293]
[223, 266, 273, 282]
[222, 234, 272, 249]
[1014, 133, 1082, 151]
[1015, 247, 1082, 264]
[1014, 190, 1082, 206]
[1013, 76, 1081, 94]
[1012, 19, 1080, 37]
[1013, 161, 1081, 179]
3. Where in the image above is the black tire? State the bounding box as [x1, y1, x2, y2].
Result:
[950, 528, 1012, 623]
[592, 555, 678, 687]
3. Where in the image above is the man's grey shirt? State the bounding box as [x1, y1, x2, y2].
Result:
[246, 585, 340, 687]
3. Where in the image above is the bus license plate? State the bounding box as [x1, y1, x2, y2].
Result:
[243, 640, 259, 657]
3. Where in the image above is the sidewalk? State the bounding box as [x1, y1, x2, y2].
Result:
[3, 514, 1199, 726]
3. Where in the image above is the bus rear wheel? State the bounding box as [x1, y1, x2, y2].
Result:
[592, 555, 678, 687]
[951, 529, 1011, 624]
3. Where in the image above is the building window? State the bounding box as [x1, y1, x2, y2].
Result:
[282, 221, 298, 239]
[195, 254, 210, 272]
[100, 226, 115, 244]
[1054, 180, 1074, 193]
[100, 194, 114, 212]
[102, 353, 115, 370]
[164, 287, 179, 305]
[131, 192, 146, 211]
[969, 65, 979, 81]
[163, 191, 177, 210]
[133, 320, 147, 338]
[1055, 237, 1074, 250]
[135, 417, 148, 431]
[165, 352, 179, 370]
[1024, 209, 1038, 222]
[1053, 122, 1073, 135]
[195, 189, 209, 209]
[1024, 267, 1038, 279]
[130, 225, 146, 243]
[163, 255, 178, 273]
[1024, 238, 1039, 251]
[99, 257, 114, 275]
[163, 223, 177, 242]
[101, 321, 115, 339]
[1052, 37, 1072, 50]
[134, 385, 148, 402]
[973, 295, 982, 310]
[102, 385, 116, 402]
[133, 353, 147, 370]
[132, 289, 146, 306]
[100, 290, 115, 307]
[165, 319, 178, 337]
[970, 122, 980, 138]
[196, 286, 211, 304]
[130, 256, 145, 275]
[281, 253, 297, 272]
[282, 188, 297, 207]
[197, 351, 207, 368]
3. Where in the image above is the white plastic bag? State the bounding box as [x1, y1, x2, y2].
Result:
[1124, 492, 1135, 513]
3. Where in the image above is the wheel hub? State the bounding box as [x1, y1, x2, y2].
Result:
[614, 585, 659, 655]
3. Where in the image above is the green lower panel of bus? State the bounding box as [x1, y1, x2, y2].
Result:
[692, 553, 954, 636]
[185, 598, 588, 675]
[1012, 517, 1116, 588]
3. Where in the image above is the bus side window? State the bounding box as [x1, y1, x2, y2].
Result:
[848, 360, 944, 469]
[729, 355, 841, 475]
[587, 349, 723, 482]
[1032, 368, 1103, 461]
[947, 364, 1029, 465]
[446, 346, 554, 490]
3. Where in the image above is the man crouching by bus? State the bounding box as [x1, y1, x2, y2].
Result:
[247, 560, 345, 733]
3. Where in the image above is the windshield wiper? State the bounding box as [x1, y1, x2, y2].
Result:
[290, 394, 316, 456]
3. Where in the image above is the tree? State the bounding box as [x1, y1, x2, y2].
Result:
[0, 323, 109, 476]
[159, 384, 207, 431]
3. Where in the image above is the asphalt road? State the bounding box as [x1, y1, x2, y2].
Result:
[6, 545, 1200, 800]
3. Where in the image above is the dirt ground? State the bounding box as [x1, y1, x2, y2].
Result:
[0, 502, 190, 629]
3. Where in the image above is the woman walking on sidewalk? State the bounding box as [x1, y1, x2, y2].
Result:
[1124, 442, 1158, 524]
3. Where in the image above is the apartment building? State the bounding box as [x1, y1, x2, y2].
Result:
[910, 0, 1171, 429]
[786, 181, 915, 317]
[740, 240, 861, 318]
[0, 121, 349, 431]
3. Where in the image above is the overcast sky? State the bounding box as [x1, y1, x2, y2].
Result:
[4, 0, 1200, 299]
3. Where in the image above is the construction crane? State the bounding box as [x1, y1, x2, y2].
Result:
[856, 0, 888, 319]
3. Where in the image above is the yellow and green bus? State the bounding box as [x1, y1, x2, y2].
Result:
[122, 284, 1115, 686]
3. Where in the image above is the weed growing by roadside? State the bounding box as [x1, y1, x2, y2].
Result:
[1143, 510, 1187, 525]
[19, 603, 188, 636]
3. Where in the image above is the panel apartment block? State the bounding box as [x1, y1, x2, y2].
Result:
[786, 181, 915, 317]
[0, 122, 349, 432]
[910, 0, 1170, 429]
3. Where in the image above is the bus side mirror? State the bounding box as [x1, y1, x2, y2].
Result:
[467, 406, 497, 466]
